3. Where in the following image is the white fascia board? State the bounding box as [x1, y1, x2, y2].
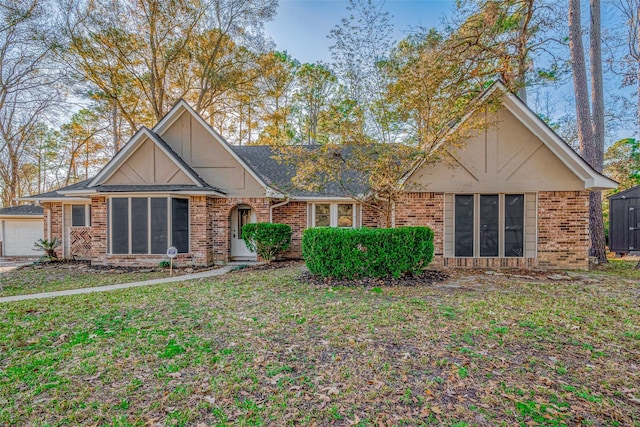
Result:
[0, 215, 44, 219]
[290, 196, 359, 202]
[153, 100, 271, 191]
[97, 191, 225, 198]
[16, 196, 91, 203]
[501, 94, 617, 190]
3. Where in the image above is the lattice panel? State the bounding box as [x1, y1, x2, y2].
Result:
[70, 227, 91, 259]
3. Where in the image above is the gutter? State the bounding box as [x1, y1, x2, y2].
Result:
[269, 198, 290, 223]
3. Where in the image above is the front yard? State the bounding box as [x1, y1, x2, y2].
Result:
[0, 262, 639, 426]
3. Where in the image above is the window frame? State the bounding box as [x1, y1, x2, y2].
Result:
[71, 204, 90, 227]
[452, 193, 525, 258]
[310, 202, 358, 228]
[108, 196, 190, 255]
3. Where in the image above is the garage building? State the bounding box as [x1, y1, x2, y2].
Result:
[0, 205, 44, 257]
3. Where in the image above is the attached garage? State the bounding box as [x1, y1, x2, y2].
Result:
[0, 205, 44, 257]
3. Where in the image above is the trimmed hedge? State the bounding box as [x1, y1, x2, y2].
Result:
[302, 227, 434, 279]
[242, 222, 292, 263]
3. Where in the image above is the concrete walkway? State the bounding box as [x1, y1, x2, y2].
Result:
[0, 262, 260, 304]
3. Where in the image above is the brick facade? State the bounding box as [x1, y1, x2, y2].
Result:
[43, 202, 63, 258]
[394, 192, 445, 267]
[42, 190, 591, 270]
[537, 190, 590, 270]
[211, 197, 270, 262]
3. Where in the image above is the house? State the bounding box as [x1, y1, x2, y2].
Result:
[20, 82, 616, 270]
[608, 185, 640, 256]
[0, 205, 44, 257]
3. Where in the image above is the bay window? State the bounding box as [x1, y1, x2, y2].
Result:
[109, 197, 189, 254]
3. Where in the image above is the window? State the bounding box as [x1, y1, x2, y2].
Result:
[71, 205, 89, 227]
[109, 197, 189, 255]
[311, 203, 357, 228]
[454, 194, 524, 258]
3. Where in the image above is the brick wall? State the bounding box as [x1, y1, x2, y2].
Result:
[190, 196, 215, 265]
[43, 202, 63, 258]
[211, 197, 270, 262]
[394, 192, 445, 267]
[537, 190, 590, 270]
[90, 197, 108, 264]
[272, 201, 307, 259]
[70, 227, 91, 259]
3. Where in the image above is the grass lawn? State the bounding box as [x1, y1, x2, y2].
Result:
[0, 261, 639, 426]
[0, 263, 179, 297]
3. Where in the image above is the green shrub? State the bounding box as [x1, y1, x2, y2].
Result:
[33, 238, 61, 260]
[242, 223, 292, 263]
[158, 260, 171, 268]
[302, 227, 434, 279]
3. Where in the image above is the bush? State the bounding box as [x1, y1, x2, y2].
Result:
[242, 222, 292, 263]
[33, 238, 61, 260]
[302, 227, 434, 279]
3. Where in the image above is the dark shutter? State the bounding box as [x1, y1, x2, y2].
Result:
[455, 195, 474, 257]
[171, 198, 189, 253]
[504, 194, 524, 257]
[111, 198, 129, 254]
[480, 195, 499, 257]
[131, 198, 149, 254]
[150, 198, 168, 254]
[71, 205, 85, 227]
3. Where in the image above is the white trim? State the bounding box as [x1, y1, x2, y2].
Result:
[309, 202, 357, 228]
[17, 197, 90, 203]
[293, 196, 358, 202]
[0, 215, 43, 219]
[89, 127, 203, 188]
[152, 100, 271, 191]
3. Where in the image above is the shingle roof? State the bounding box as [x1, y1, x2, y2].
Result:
[0, 204, 43, 216]
[231, 145, 367, 197]
[25, 179, 93, 199]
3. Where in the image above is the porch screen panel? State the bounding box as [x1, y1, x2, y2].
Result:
[454, 195, 474, 257]
[479, 195, 499, 257]
[171, 198, 189, 253]
[504, 194, 524, 257]
[150, 198, 168, 254]
[131, 198, 148, 254]
[111, 198, 129, 254]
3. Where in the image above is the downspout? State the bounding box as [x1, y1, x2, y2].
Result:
[269, 198, 290, 223]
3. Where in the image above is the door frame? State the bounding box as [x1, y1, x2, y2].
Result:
[229, 204, 257, 260]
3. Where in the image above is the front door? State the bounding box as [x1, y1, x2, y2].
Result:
[230, 205, 256, 260]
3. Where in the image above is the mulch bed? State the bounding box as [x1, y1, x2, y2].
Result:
[299, 269, 450, 287]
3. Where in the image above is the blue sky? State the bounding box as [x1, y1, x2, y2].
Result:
[264, 0, 455, 64]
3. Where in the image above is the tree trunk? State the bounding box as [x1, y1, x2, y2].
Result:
[568, 0, 593, 157]
[589, 0, 607, 263]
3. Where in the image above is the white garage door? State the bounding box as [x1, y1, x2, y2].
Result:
[3, 219, 43, 256]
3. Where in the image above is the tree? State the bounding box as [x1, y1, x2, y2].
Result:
[612, 0, 640, 137]
[451, 0, 564, 102]
[568, 0, 607, 263]
[255, 51, 299, 145]
[0, 0, 63, 207]
[604, 138, 640, 190]
[328, 0, 398, 143]
[58, 0, 277, 142]
[292, 63, 338, 144]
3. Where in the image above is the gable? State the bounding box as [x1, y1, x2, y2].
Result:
[407, 107, 588, 192]
[157, 107, 266, 196]
[103, 135, 195, 186]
